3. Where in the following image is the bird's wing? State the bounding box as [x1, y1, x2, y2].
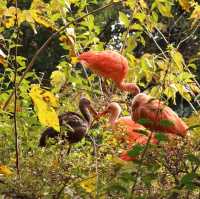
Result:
[86, 51, 128, 82]
[132, 101, 188, 136]
[59, 112, 87, 129]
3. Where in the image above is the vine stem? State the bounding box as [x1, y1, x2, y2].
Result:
[14, 0, 20, 175]
[3, 0, 123, 111]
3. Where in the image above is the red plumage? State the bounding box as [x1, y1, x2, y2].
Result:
[98, 103, 157, 161]
[131, 93, 188, 137]
[79, 50, 140, 95]
[115, 117, 158, 161]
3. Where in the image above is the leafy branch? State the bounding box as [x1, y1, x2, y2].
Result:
[3, 0, 123, 111]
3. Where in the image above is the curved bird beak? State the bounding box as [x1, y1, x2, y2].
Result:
[97, 109, 109, 117]
[88, 105, 99, 120]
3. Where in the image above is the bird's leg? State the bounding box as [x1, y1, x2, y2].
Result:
[101, 78, 110, 96]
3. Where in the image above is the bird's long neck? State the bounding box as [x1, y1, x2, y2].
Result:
[109, 111, 120, 126]
[117, 82, 140, 95]
[79, 103, 92, 125]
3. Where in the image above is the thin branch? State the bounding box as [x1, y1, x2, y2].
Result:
[14, 0, 20, 175]
[3, 0, 123, 111]
[155, 26, 169, 44]
[130, 131, 153, 193]
[145, 29, 200, 114]
[87, 134, 99, 198]
[177, 23, 200, 49]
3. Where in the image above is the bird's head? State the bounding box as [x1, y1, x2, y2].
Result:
[79, 97, 98, 118]
[98, 102, 121, 125]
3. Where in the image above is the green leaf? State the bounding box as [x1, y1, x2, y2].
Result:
[186, 154, 200, 165]
[108, 183, 128, 193]
[138, 118, 153, 125]
[119, 12, 129, 28]
[187, 124, 200, 131]
[135, 129, 149, 136]
[134, 12, 146, 23]
[156, 1, 173, 17]
[120, 172, 136, 182]
[131, 23, 143, 31]
[181, 173, 198, 188]
[16, 56, 26, 67]
[159, 119, 174, 127]
[127, 144, 144, 157]
[155, 132, 168, 141]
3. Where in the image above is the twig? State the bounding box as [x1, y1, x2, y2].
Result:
[177, 23, 200, 49]
[14, 0, 20, 175]
[145, 28, 200, 113]
[130, 131, 153, 194]
[87, 134, 99, 198]
[3, 0, 123, 111]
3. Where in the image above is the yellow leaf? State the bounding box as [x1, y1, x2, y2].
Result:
[139, 0, 148, 9]
[59, 28, 76, 56]
[71, 56, 79, 65]
[178, 0, 191, 12]
[80, 175, 96, 194]
[31, 10, 57, 30]
[41, 91, 59, 108]
[0, 164, 13, 176]
[186, 111, 200, 138]
[169, 47, 184, 70]
[156, 1, 173, 17]
[111, 156, 128, 166]
[0, 57, 5, 65]
[119, 12, 130, 28]
[50, 70, 66, 90]
[30, 0, 46, 10]
[29, 85, 60, 131]
[190, 4, 200, 19]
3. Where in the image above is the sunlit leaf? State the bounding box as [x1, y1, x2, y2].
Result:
[16, 56, 26, 67]
[134, 12, 146, 23]
[155, 0, 173, 17]
[0, 164, 13, 176]
[50, 70, 66, 90]
[190, 4, 200, 19]
[0, 49, 6, 58]
[131, 23, 143, 31]
[178, 0, 191, 12]
[119, 12, 129, 28]
[80, 175, 96, 194]
[169, 46, 184, 70]
[29, 84, 60, 131]
[139, 0, 148, 9]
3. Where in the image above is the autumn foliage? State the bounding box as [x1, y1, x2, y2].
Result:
[0, 0, 200, 198]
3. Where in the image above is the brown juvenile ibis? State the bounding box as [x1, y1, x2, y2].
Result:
[98, 102, 157, 161]
[39, 97, 97, 149]
[131, 93, 188, 137]
[79, 50, 140, 95]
